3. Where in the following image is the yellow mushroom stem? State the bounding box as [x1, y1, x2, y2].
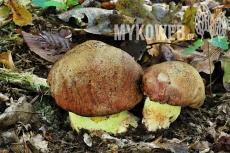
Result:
[69, 110, 139, 135]
[142, 97, 181, 132]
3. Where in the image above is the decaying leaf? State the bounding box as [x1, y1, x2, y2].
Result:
[101, 1, 115, 10]
[151, 3, 168, 22]
[190, 141, 210, 152]
[9, 132, 48, 153]
[120, 39, 146, 61]
[182, 6, 197, 35]
[15, 0, 31, 7]
[0, 96, 39, 128]
[57, 7, 114, 26]
[213, 132, 230, 152]
[0, 130, 19, 146]
[116, 0, 157, 25]
[22, 31, 74, 62]
[99, 133, 188, 152]
[23, 133, 48, 152]
[5, 0, 33, 26]
[85, 14, 134, 35]
[161, 2, 182, 24]
[169, 25, 193, 42]
[0, 5, 11, 21]
[0, 50, 16, 70]
[190, 39, 221, 74]
[58, 7, 134, 35]
[160, 43, 195, 62]
[0, 93, 10, 103]
[116, 0, 147, 20]
[146, 25, 168, 56]
[221, 57, 230, 91]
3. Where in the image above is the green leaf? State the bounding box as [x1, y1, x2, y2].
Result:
[181, 39, 204, 55]
[44, 1, 63, 8]
[208, 36, 229, 50]
[73, 5, 82, 9]
[32, 0, 49, 8]
[67, 0, 79, 6]
[221, 58, 230, 91]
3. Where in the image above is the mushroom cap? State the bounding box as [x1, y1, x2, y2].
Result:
[47, 40, 143, 117]
[142, 61, 205, 108]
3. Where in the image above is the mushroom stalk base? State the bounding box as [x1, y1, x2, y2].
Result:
[69, 111, 139, 135]
[142, 97, 181, 132]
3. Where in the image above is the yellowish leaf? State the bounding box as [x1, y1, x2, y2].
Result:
[0, 50, 16, 70]
[0, 5, 11, 21]
[5, 0, 33, 26]
[182, 6, 197, 34]
[170, 25, 193, 42]
[146, 25, 169, 56]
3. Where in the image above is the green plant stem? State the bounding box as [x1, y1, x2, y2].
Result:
[0, 68, 50, 95]
[208, 42, 213, 98]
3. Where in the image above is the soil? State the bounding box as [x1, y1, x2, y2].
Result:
[0, 1, 230, 153]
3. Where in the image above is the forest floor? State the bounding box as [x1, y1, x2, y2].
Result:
[0, 0, 229, 152]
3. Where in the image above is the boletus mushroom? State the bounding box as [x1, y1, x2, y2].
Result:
[47, 40, 143, 134]
[142, 61, 205, 131]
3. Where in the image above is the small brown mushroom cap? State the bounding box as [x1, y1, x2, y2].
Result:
[142, 61, 205, 108]
[47, 40, 143, 117]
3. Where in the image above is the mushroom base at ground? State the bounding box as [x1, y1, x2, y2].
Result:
[142, 97, 181, 132]
[69, 111, 139, 135]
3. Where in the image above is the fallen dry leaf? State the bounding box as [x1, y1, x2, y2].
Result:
[101, 1, 115, 10]
[190, 39, 221, 74]
[213, 132, 230, 152]
[22, 31, 74, 62]
[221, 57, 230, 91]
[0, 50, 16, 70]
[17, 133, 48, 153]
[120, 39, 146, 61]
[182, 6, 197, 35]
[190, 141, 210, 152]
[146, 25, 169, 56]
[5, 0, 33, 26]
[0, 93, 10, 103]
[169, 25, 194, 42]
[0, 96, 39, 128]
[0, 5, 11, 21]
[58, 8, 133, 35]
[57, 7, 114, 26]
[0, 130, 19, 146]
[159, 43, 195, 62]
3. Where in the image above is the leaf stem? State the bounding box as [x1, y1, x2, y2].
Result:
[208, 42, 213, 98]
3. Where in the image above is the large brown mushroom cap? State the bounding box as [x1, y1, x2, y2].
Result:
[47, 40, 143, 117]
[142, 61, 205, 108]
